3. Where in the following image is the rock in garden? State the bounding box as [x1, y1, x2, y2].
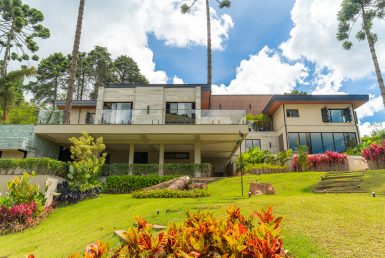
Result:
[249, 182, 276, 195]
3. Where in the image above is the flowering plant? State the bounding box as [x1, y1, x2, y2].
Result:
[361, 141, 385, 162]
[292, 151, 348, 171]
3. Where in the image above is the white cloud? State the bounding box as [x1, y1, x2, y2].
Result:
[281, 0, 385, 80]
[172, 76, 184, 84]
[356, 96, 385, 120]
[312, 69, 345, 95]
[212, 46, 308, 94]
[23, 0, 233, 83]
[359, 122, 385, 137]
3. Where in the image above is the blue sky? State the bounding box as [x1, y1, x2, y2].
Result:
[22, 0, 385, 134]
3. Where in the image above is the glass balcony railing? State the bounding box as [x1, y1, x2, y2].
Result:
[38, 109, 247, 125]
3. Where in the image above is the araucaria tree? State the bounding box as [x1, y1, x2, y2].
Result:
[0, 0, 50, 77]
[337, 0, 385, 107]
[181, 0, 231, 89]
[64, 0, 85, 124]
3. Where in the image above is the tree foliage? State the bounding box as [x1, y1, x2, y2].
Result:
[1, 101, 38, 124]
[69, 132, 106, 161]
[284, 90, 308, 95]
[113, 55, 148, 85]
[25, 53, 69, 106]
[0, 0, 50, 76]
[337, 0, 385, 107]
[0, 66, 34, 120]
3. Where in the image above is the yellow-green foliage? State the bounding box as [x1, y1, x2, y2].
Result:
[6, 172, 41, 205]
[69, 132, 106, 161]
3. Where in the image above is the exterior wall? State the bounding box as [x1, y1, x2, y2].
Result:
[96, 86, 199, 125]
[0, 125, 60, 159]
[69, 107, 96, 124]
[245, 132, 279, 153]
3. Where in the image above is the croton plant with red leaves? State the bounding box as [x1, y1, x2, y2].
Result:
[361, 140, 385, 162]
[70, 206, 288, 258]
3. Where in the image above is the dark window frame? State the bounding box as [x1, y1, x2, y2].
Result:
[164, 152, 190, 160]
[286, 109, 300, 118]
[245, 139, 261, 151]
[324, 108, 353, 123]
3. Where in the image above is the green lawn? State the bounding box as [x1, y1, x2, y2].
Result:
[1, 171, 385, 258]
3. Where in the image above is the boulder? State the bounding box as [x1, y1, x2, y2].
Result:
[249, 182, 276, 195]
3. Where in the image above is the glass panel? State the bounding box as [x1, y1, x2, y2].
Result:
[253, 140, 261, 149]
[299, 133, 312, 153]
[311, 133, 323, 154]
[334, 133, 346, 152]
[330, 109, 345, 123]
[117, 103, 132, 110]
[322, 133, 335, 152]
[288, 133, 300, 150]
[245, 140, 253, 151]
[345, 133, 357, 148]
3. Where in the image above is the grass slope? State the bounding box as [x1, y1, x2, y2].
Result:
[0, 171, 384, 257]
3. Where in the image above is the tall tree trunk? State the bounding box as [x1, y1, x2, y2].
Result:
[205, 0, 213, 108]
[53, 76, 58, 107]
[360, 2, 385, 107]
[80, 71, 85, 100]
[64, 0, 85, 124]
[1, 24, 14, 77]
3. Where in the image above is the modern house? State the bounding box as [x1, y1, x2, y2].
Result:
[0, 84, 369, 175]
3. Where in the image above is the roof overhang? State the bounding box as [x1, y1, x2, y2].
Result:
[263, 95, 369, 115]
[35, 124, 248, 159]
[55, 100, 97, 110]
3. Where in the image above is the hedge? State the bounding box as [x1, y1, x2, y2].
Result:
[132, 189, 210, 198]
[102, 163, 212, 177]
[0, 158, 68, 177]
[105, 175, 176, 193]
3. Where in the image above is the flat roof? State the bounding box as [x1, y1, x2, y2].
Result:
[55, 100, 97, 108]
[263, 95, 369, 115]
[107, 83, 211, 89]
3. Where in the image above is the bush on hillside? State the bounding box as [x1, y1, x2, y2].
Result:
[292, 151, 348, 171]
[105, 175, 175, 194]
[132, 188, 209, 198]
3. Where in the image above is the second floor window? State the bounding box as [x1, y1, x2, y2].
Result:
[321, 108, 352, 123]
[286, 109, 299, 118]
[102, 102, 132, 124]
[166, 102, 195, 124]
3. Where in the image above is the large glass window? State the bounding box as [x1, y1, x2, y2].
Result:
[288, 133, 300, 150]
[245, 139, 261, 151]
[326, 108, 352, 123]
[102, 102, 132, 124]
[289, 132, 357, 154]
[311, 133, 323, 154]
[286, 109, 299, 118]
[322, 133, 335, 152]
[345, 133, 357, 148]
[334, 133, 346, 152]
[166, 102, 195, 124]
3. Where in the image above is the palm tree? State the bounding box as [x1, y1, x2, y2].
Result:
[64, 0, 86, 124]
[181, 0, 231, 107]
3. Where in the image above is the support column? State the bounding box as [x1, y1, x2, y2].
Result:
[128, 144, 135, 175]
[158, 144, 164, 176]
[194, 142, 202, 177]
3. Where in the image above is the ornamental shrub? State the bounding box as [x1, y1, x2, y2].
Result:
[105, 175, 175, 194]
[292, 151, 348, 171]
[6, 172, 45, 206]
[71, 206, 286, 257]
[361, 141, 385, 169]
[53, 181, 101, 205]
[132, 189, 209, 198]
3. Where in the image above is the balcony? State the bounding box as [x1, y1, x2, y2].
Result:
[38, 109, 246, 125]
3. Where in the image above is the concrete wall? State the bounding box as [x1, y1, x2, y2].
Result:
[245, 132, 279, 153]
